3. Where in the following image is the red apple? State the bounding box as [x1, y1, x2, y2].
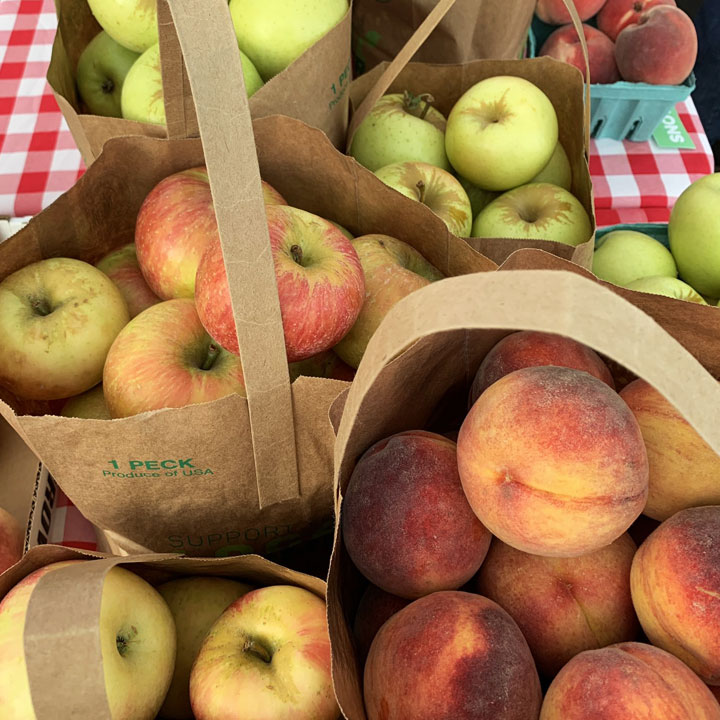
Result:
[135, 167, 287, 301]
[536, 0, 608, 24]
[195, 205, 365, 363]
[540, 24, 620, 84]
[103, 298, 245, 418]
[96, 242, 161, 318]
[597, 0, 677, 41]
[0, 507, 23, 575]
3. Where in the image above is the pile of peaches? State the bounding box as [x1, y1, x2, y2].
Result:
[537, 0, 698, 86]
[342, 330, 720, 719]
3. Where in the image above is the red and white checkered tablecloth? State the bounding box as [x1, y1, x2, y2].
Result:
[48, 486, 99, 551]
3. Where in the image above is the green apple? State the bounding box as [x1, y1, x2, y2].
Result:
[87, 0, 159, 53]
[158, 576, 253, 720]
[349, 92, 451, 172]
[668, 173, 720, 297]
[229, 0, 349, 80]
[334, 235, 443, 368]
[625, 276, 707, 304]
[593, 230, 677, 287]
[76, 31, 139, 117]
[472, 182, 591, 247]
[375, 161, 473, 237]
[530, 141, 572, 191]
[121, 43, 264, 125]
[458, 176, 498, 218]
[61, 384, 111, 419]
[445, 75, 558, 191]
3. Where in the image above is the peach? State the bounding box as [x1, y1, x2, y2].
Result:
[630, 506, 720, 684]
[615, 5, 697, 85]
[342, 431, 491, 599]
[540, 642, 720, 719]
[475, 534, 639, 677]
[0, 507, 23, 575]
[470, 330, 615, 403]
[364, 591, 542, 720]
[620, 379, 720, 520]
[536, 0, 608, 24]
[540, 24, 620, 84]
[598, 0, 677, 41]
[353, 584, 410, 662]
[458, 366, 649, 557]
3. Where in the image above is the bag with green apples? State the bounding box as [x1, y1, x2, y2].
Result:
[0, 544, 340, 719]
[346, 0, 599, 269]
[48, 0, 353, 164]
[352, 0, 536, 75]
[0, 0, 495, 558]
[326, 265, 720, 719]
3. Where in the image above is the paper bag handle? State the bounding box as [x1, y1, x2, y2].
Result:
[560, 0, 591, 153]
[346, 0, 457, 147]
[158, 0, 299, 507]
[335, 270, 720, 486]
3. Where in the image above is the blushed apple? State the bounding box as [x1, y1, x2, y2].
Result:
[195, 205, 365, 363]
[472, 182, 592, 247]
[593, 230, 677, 287]
[87, 0, 158, 53]
[96, 243, 161, 318]
[0, 561, 176, 720]
[334, 235, 443, 368]
[625, 275, 707, 303]
[103, 299, 246, 417]
[0, 506, 23, 575]
[446, 76, 558, 191]
[189, 585, 339, 720]
[60, 384, 111, 420]
[158, 576, 253, 720]
[76, 31, 139, 117]
[669, 173, 720, 298]
[229, 0, 349, 80]
[375, 161, 473, 237]
[349, 92, 451, 172]
[0, 258, 129, 400]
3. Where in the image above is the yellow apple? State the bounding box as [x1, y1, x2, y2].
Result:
[87, 0, 158, 53]
[625, 276, 707, 304]
[60, 384, 111, 419]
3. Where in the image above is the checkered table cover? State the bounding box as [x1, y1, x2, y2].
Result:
[48, 486, 99, 551]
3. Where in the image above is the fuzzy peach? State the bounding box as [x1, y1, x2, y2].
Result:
[540, 24, 620, 84]
[353, 584, 410, 662]
[620, 379, 720, 520]
[470, 330, 614, 403]
[458, 366, 649, 557]
[364, 591, 542, 720]
[540, 642, 720, 719]
[475, 534, 638, 677]
[597, 0, 677, 41]
[630, 506, 720, 684]
[342, 431, 492, 599]
[615, 5, 697, 85]
[536, 0, 608, 24]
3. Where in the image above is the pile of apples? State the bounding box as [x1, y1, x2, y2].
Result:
[350, 76, 592, 247]
[341, 329, 720, 718]
[75, 0, 348, 123]
[0, 168, 447, 418]
[537, 0, 698, 86]
[593, 172, 720, 304]
[0, 560, 339, 720]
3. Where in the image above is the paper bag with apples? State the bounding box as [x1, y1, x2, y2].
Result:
[352, 0, 535, 74]
[48, 0, 353, 163]
[327, 268, 720, 719]
[0, 0, 494, 557]
[346, 0, 597, 270]
[0, 544, 337, 719]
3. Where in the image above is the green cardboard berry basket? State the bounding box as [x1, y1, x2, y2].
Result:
[530, 17, 695, 142]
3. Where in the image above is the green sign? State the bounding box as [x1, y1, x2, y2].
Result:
[653, 108, 695, 150]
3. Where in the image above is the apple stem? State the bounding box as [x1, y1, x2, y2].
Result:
[290, 244, 303, 266]
[403, 91, 435, 121]
[30, 297, 52, 317]
[416, 180, 426, 204]
[244, 638, 272, 664]
[201, 343, 221, 371]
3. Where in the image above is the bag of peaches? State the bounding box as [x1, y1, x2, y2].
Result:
[345, 0, 599, 268]
[0, 0, 494, 557]
[329, 266, 720, 719]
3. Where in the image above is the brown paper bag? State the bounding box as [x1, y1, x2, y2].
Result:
[346, 0, 597, 269]
[327, 268, 720, 719]
[0, 0, 494, 558]
[352, 0, 536, 74]
[0, 544, 326, 719]
[48, 0, 352, 163]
